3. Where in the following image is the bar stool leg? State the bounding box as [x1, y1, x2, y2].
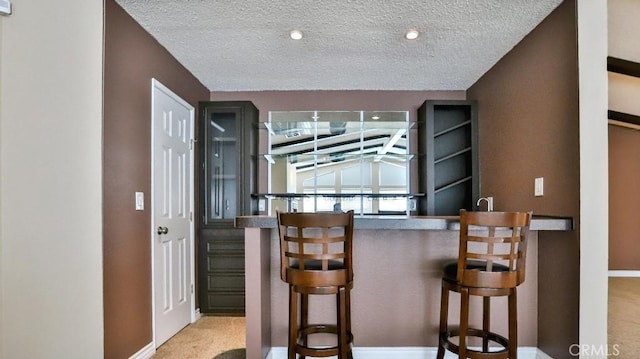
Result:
[483, 296, 491, 352]
[300, 293, 309, 359]
[459, 287, 470, 359]
[508, 289, 518, 359]
[337, 287, 348, 358]
[288, 286, 298, 359]
[345, 287, 353, 359]
[345, 287, 352, 337]
[436, 281, 449, 359]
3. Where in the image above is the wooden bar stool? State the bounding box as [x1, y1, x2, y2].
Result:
[277, 211, 355, 359]
[437, 209, 532, 359]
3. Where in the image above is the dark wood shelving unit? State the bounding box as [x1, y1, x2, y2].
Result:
[197, 101, 258, 315]
[418, 100, 479, 216]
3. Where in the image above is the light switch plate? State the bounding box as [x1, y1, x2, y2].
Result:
[135, 192, 144, 210]
[534, 177, 544, 197]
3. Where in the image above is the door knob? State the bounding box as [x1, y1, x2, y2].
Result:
[157, 226, 169, 235]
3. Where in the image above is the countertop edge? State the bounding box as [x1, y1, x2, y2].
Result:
[235, 215, 573, 231]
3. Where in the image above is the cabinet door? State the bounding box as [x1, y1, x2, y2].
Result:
[200, 101, 258, 224]
[418, 101, 479, 215]
[207, 110, 239, 221]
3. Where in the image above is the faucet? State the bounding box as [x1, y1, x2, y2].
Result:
[477, 197, 494, 212]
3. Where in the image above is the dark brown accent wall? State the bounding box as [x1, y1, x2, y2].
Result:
[609, 124, 640, 269]
[467, 1, 580, 357]
[103, 1, 209, 358]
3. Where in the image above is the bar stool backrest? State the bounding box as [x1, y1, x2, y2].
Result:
[277, 211, 354, 288]
[457, 209, 532, 289]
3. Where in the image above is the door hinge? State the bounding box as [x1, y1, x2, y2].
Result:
[190, 138, 196, 150]
[191, 284, 194, 294]
[189, 211, 193, 222]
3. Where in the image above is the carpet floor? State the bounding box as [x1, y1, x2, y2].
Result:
[609, 277, 640, 358]
[152, 317, 246, 359]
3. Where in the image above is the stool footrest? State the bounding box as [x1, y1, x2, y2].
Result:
[440, 328, 509, 359]
[296, 324, 354, 358]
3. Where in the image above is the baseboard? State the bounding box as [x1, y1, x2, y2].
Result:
[608, 270, 640, 277]
[128, 342, 155, 359]
[534, 348, 554, 359]
[129, 310, 200, 359]
[192, 307, 202, 322]
[267, 346, 553, 358]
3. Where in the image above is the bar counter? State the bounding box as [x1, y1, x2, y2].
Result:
[237, 215, 573, 359]
[236, 214, 572, 231]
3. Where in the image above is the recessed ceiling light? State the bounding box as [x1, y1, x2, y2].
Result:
[290, 30, 303, 40]
[405, 30, 420, 40]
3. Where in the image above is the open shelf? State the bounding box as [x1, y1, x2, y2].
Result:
[608, 110, 640, 127]
[418, 100, 478, 216]
[434, 120, 472, 138]
[434, 176, 473, 194]
[608, 56, 640, 78]
[434, 147, 472, 164]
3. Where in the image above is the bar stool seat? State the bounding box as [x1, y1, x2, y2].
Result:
[437, 209, 532, 359]
[277, 211, 355, 359]
[443, 261, 510, 280]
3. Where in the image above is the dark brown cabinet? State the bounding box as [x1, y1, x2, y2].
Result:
[418, 100, 479, 215]
[197, 101, 258, 315]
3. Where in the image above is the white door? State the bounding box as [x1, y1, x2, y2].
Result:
[151, 79, 195, 347]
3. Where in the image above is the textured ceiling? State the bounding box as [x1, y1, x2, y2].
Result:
[116, 0, 563, 92]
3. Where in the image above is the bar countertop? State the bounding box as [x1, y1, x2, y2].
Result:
[236, 214, 573, 231]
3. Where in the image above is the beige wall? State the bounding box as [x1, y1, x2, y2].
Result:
[0, 1, 104, 358]
[608, 125, 640, 269]
[609, 0, 640, 63]
[609, 73, 640, 116]
[608, 0, 640, 271]
[608, 69, 640, 271]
